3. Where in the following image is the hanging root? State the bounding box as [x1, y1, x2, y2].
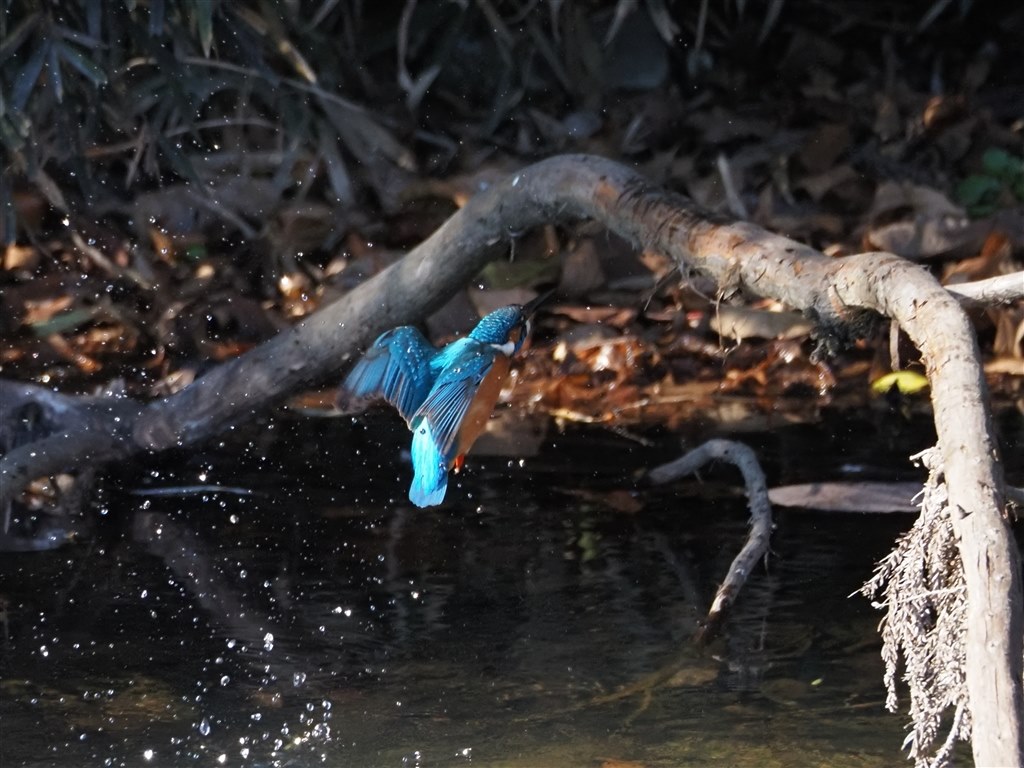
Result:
[860, 447, 970, 768]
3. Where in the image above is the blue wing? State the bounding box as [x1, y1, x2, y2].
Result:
[342, 326, 437, 424]
[412, 342, 497, 460]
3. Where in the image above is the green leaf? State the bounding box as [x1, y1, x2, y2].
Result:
[981, 147, 1024, 181]
[955, 174, 1001, 216]
[1011, 174, 1024, 202]
[55, 42, 108, 87]
[29, 308, 98, 337]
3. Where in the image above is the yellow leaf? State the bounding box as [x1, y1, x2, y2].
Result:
[871, 370, 930, 395]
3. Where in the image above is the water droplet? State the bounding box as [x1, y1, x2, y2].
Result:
[198, 717, 211, 736]
[293, 672, 306, 687]
[263, 632, 274, 651]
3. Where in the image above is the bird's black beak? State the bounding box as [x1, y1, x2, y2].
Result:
[521, 288, 555, 318]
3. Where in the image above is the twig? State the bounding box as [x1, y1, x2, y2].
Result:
[716, 152, 749, 220]
[649, 439, 773, 644]
[70, 230, 153, 290]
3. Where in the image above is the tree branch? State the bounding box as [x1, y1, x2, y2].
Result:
[1, 154, 1019, 765]
[946, 271, 1024, 306]
[649, 439, 773, 645]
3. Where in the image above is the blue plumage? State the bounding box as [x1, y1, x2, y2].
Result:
[342, 298, 545, 507]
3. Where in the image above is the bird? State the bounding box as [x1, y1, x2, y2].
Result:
[341, 292, 549, 507]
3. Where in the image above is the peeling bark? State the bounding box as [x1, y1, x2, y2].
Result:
[1, 154, 1020, 765]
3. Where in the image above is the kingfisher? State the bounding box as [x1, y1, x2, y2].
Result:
[342, 292, 548, 507]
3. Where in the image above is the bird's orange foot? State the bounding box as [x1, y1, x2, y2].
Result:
[453, 454, 465, 474]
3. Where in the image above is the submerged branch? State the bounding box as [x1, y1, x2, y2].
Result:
[649, 439, 773, 645]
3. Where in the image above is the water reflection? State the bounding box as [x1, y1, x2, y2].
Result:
[1, 416, 942, 767]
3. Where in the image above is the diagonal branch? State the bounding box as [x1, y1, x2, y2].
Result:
[649, 438, 773, 645]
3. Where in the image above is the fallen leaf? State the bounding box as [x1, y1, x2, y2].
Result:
[871, 370, 930, 396]
[710, 305, 813, 342]
[768, 481, 922, 513]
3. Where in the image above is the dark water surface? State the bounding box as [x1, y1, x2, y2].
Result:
[5, 408, 1007, 768]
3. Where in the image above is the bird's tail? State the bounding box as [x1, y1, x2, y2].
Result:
[409, 420, 449, 507]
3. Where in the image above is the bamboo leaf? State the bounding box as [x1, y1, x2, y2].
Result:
[12, 39, 48, 110]
[47, 42, 64, 103]
[84, 0, 102, 40]
[0, 116, 26, 151]
[192, 0, 214, 57]
[55, 42, 108, 87]
[0, 11, 40, 63]
[148, 0, 165, 37]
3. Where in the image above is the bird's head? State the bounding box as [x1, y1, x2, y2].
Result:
[469, 290, 552, 357]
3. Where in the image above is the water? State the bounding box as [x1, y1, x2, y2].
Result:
[1, 410, 984, 767]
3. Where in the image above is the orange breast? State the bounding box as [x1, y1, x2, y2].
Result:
[454, 355, 510, 460]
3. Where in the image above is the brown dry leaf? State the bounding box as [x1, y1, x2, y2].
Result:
[22, 296, 74, 326]
[991, 308, 1024, 361]
[754, 188, 846, 239]
[468, 287, 541, 317]
[564, 488, 644, 514]
[796, 164, 859, 203]
[873, 93, 902, 141]
[868, 181, 964, 221]
[866, 217, 981, 260]
[943, 231, 1013, 284]
[710, 305, 813, 342]
[150, 369, 197, 397]
[559, 237, 606, 296]
[3, 243, 38, 271]
[148, 227, 177, 264]
[598, 759, 647, 768]
[865, 182, 981, 260]
[922, 93, 968, 132]
[45, 334, 101, 374]
[79, 325, 138, 355]
[688, 106, 775, 144]
[550, 305, 638, 327]
[798, 123, 852, 174]
[985, 357, 1024, 375]
[267, 201, 340, 257]
[278, 272, 319, 320]
[768, 481, 922, 513]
